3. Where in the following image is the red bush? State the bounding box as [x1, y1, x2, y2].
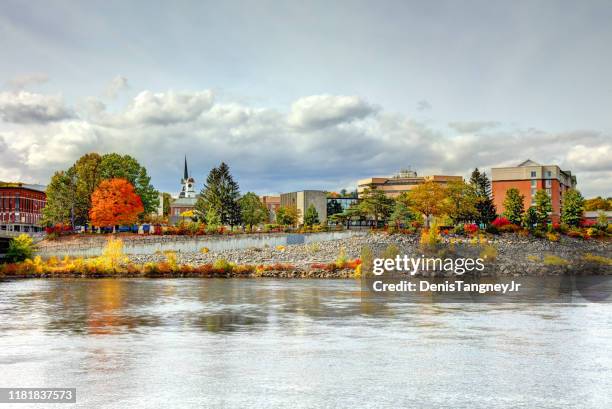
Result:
[464, 223, 479, 234]
[491, 217, 510, 228]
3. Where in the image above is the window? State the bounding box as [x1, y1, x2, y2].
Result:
[545, 180, 551, 188]
[530, 171, 536, 178]
[546, 171, 552, 178]
[531, 180, 536, 187]
[546, 188, 551, 195]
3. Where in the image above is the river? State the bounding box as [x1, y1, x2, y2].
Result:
[1, 279, 611, 408]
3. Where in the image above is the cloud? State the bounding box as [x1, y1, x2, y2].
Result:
[104, 90, 215, 126]
[1, 88, 610, 198]
[0, 91, 75, 124]
[448, 121, 501, 133]
[104, 75, 129, 99]
[416, 100, 432, 111]
[5, 73, 49, 91]
[288, 94, 377, 129]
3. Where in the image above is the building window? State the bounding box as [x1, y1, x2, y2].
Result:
[530, 171, 536, 178]
[545, 180, 551, 188]
[546, 171, 552, 178]
[531, 180, 536, 187]
[546, 188, 551, 195]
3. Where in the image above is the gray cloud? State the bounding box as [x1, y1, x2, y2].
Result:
[0, 91, 75, 123]
[288, 95, 377, 130]
[448, 121, 501, 133]
[416, 100, 432, 111]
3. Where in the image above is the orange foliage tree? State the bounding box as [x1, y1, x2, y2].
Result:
[89, 178, 144, 227]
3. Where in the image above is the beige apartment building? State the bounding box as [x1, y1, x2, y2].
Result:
[357, 170, 463, 198]
[280, 190, 327, 224]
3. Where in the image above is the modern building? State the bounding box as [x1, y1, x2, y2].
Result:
[491, 159, 577, 221]
[260, 195, 280, 222]
[280, 190, 327, 224]
[327, 196, 359, 217]
[357, 169, 463, 198]
[0, 182, 46, 234]
[169, 157, 197, 223]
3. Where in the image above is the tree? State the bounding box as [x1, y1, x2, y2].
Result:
[6, 234, 35, 262]
[469, 169, 496, 225]
[469, 168, 492, 197]
[276, 206, 300, 226]
[561, 189, 585, 227]
[99, 153, 159, 214]
[584, 196, 612, 211]
[358, 188, 394, 226]
[162, 193, 173, 217]
[89, 179, 144, 227]
[443, 180, 479, 224]
[533, 189, 552, 227]
[196, 162, 241, 228]
[522, 206, 538, 229]
[72, 153, 103, 225]
[327, 198, 343, 216]
[409, 181, 447, 227]
[502, 188, 525, 225]
[303, 204, 320, 226]
[239, 192, 268, 230]
[41, 170, 76, 226]
[389, 201, 416, 228]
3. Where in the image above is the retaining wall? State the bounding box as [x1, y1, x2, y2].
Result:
[36, 230, 365, 258]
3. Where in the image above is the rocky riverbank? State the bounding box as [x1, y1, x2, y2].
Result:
[128, 233, 611, 276]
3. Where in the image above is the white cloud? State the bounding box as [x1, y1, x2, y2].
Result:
[0, 91, 74, 123]
[288, 94, 377, 129]
[5, 73, 49, 91]
[104, 75, 129, 99]
[0, 88, 610, 197]
[448, 121, 501, 133]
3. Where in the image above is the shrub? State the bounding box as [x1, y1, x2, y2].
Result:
[583, 254, 612, 265]
[498, 224, 521, 233]
[212, 259, 234, 273]
[543, 255, 569, 266]
[307, 242, 321, 254]
[464, 223, 478, 235]
[420, 223, 442, 248]
[335, 247, 348, 268]
[546, 232, 560, 242]
[6, 234, 35, 262]
[451, 224, 465, 235]
[485, 225, 499, 234]
[491, 217, 510, 228]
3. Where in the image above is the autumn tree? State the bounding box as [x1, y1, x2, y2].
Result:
[502, 188, 525, 225]
[42, 170, 76, 226]
[89, 179, 144, 227]
[443, 180, 479, 224]
[584, 196, 612, 211]
[239, 192, 268, 230]
[276, 206, 300, 227]
[409, 181, 447, 227]
[561, 189, 585, 227]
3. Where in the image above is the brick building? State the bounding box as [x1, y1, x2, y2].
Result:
[491, 160, 577, 222]
[0, 182, 47, 234]
[260, 195, 280, 222]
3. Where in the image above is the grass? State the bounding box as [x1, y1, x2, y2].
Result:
[543, 254, 570, 266]
[583, 253, 612, 265]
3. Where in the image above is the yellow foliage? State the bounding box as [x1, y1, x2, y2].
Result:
[200, 247, 209, 254]
[353, 264, 362, 279]
[583, 253, 612, 265]
[543, 254, 569, 266]
[546, 232, 560, 242]
[276, 245, 286, 251]
[335, 247, 348, 268]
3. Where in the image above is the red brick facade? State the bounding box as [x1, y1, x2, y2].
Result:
[0, 184, 47, 233]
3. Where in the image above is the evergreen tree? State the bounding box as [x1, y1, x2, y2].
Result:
[469, 168, 496, 224]
[196, 162, 241, 228]
[469, 168, 492, 197]
[327, 199, 343, 216]
[358, 188, 394, 226]
[533, 189, 552, 227]
[389, 201, 416, 228]
[561, 189, 585, 227]
[303, 204, 320, 226]
[502, 188, 525, 225]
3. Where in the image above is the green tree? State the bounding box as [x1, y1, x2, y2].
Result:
[327, 199, 343, 216]
[533, 189, 552, 227]
[469, 168, 496, 225]
[71, 153, 103, 225]
[6, 234, 35, 262]
[239, 192, 268, 230]
[99, 153, 159, 214]
[389, 200, 416, 228]
[358, 188, 394, 226]
[41, 170, 76, 226]
[276, 206, 300, 226]
[303, 204, 320, 226]
[502, 188, 525, 225]
[469, 168, 492, 197]
[523, 206, 538, 229]
[205, 208, 221, 227]
[196, 162, 241, 228]
[561, 189, 585, 227]
[443, 180, 479, 224]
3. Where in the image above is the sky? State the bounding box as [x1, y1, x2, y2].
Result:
[0, 0, 610, 197]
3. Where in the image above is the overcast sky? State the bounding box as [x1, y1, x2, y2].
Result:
[0, 0, 610, 197]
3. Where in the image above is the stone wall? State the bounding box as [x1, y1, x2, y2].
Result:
[36, 230, 365, 258]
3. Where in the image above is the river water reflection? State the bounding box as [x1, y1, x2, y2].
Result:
[1, 279, 611, 408]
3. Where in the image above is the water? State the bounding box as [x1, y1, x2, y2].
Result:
[1, 279, 611, 408]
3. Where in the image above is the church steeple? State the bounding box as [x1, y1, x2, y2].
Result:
[179, 156, 196, 199]
[183, 155, 189, 180]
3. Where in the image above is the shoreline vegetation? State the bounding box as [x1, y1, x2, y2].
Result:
[1, 228, 610, 279]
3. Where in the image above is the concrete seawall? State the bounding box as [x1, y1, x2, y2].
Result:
[36, 230, 366, 258]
